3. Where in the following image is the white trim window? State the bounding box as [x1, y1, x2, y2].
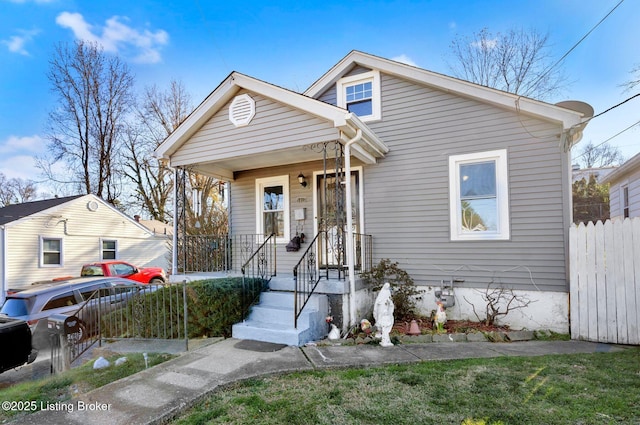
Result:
[256, 176, 290, 242]
[336, 70, 381, 121]
[40, 237, 63, 266]
[101, 239, 118, 260]
[622, 185, 629, 218]
[449, 149, 510, 241]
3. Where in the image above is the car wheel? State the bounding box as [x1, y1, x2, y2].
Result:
[149, 278, 164, 285]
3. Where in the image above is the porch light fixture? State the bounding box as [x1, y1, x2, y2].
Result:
[297, 173, 307, 188]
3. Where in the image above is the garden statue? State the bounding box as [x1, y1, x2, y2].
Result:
[328, 324, 340, 340]
[373, 282, 395, 347]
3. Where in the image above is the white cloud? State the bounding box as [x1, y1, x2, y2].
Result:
[2, 29, 40, 56]
[0, 135, 45, 155]
[471, 38, 497, 50]
[55, 12, 169, 64]
[391, 54, 418, 67]
[0, 154, 40, 180]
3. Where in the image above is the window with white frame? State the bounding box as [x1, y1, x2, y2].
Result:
[256, 176, 290, 242]
[622, 185, 629, 218]
[336, 70, 381, 121]
[41, 237, 63, 266]
[449, 149, 510, 240]
[101, 239, 117, 260]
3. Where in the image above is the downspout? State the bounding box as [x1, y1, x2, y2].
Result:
[344, 128, 362, 328]
[171, 167, 179, 276]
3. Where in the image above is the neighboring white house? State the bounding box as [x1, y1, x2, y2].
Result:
[0, 194, 169, 301]
[601, 151, 640, 219]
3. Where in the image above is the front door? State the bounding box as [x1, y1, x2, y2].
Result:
[315, 169, 361, 270]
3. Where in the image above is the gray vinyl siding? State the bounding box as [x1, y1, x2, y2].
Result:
[224, 71, 572, 292]
[171, 91, 339, 167]
[230, 162, 328, 273]
[356, 73, 570, 292]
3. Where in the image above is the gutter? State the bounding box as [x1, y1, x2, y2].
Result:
[344, 127, 362, 328]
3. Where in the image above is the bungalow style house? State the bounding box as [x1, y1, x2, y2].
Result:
[155, 51, 591, 345]
[601, 151, 640, 219]
[0, 194, 169, 302]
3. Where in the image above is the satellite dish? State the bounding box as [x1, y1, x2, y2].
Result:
[555, 100, 594, 119]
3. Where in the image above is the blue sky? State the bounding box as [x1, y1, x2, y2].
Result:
[1, 0, 638, 189]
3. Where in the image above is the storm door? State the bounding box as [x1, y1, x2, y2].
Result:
[316, 170, 361, 272]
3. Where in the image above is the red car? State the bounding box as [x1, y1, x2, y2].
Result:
[80, 261, 167, 284]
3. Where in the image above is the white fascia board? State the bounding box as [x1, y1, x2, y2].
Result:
[155, 75, 239, 160]
[232, 73, 349, 124]
[600, 152, 640, 184]
[306, 51, 586, 129]
[349, 143, 377, 164]
[342, 114, 389, 157]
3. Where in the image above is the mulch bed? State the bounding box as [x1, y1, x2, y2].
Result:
[393, 319, 510, 335]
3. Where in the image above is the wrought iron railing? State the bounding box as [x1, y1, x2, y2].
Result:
[293, 231, 331, 328]
[179, 234, 231, 273]
[240, 233, 276, 318]
[353, 232, 373, 274]
[50, 282, 188, 371]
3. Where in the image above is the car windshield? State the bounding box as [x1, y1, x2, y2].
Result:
[0, 298, 33, 317]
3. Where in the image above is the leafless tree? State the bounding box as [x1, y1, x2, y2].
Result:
[44, 41, 134, 205]
[464, 285, 534, 327]
[0, 173, 38, 206]
[123, 80, 192, 221]
[576, 141, 625, 169]
[447, 28, 567, 100]
[623, 64, 640, 92]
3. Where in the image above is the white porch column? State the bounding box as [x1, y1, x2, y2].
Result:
[344, 129, 362, 327]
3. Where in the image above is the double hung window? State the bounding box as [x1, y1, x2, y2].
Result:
[256, 176, 290, 242]
[449, 150, 510, 240]
[41, 237, 63, 266]
[337, 70, 381, 121]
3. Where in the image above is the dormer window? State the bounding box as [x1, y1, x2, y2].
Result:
[337, 70, 381, 121]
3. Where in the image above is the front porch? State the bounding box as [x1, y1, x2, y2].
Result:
[169, 232, 374, 345]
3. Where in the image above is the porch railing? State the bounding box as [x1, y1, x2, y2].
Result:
[293, 231, 325, 328]
[293, 231, 372, 328]
[240, 233, 276, 318]
[179, 235, 231, 273]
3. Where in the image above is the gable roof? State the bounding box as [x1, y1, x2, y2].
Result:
[305, 51, 590, 146]
[601, 151, 640, 184]
[0, 195, 83, 226]
[155, 72, 388, 165]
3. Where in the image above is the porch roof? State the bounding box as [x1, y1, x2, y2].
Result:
[155, 72, 389, 180]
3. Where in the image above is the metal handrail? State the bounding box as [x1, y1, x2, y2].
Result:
[240, 233, 276, 279]
[240, 234, 276, 320]
[293, 231, 326, 328]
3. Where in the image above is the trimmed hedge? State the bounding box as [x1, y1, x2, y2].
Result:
[101, 277, 266, 339]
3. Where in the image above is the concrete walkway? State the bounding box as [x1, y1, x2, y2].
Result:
[9, 338, 629, 425]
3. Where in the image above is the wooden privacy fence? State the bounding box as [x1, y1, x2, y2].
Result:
[569, 218, 640, 345]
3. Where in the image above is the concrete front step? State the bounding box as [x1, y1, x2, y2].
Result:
[232, 290, 328, 346]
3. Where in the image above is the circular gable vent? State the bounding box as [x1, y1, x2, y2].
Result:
[229, 94, 255, 127]
[87, 200, 99, 211]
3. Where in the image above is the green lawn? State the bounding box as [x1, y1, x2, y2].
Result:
[172, 347, 640, 425]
